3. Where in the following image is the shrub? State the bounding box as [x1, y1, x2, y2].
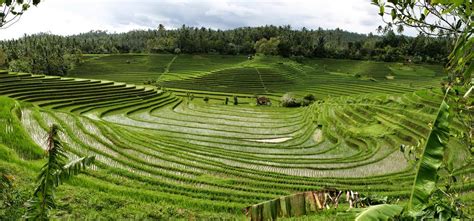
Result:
[254, 37, 280, 55]
[301, 99, 311, 107]
[302, 94, 316, 106]
[281, 93, 301, 107]
[303, 94, 316, 102]
[203, 96, 209, 103]
[9, 59, 31, 73]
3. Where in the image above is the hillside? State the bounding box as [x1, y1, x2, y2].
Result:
[70, 54, 444, 98]
[1, 55, 472, 219]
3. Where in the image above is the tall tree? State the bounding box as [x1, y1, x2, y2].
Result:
[254, 37, 280, 55]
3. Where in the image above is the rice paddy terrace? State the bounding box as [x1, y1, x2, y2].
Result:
[69, 54, 444, 98]
[1, 55, 473, 219]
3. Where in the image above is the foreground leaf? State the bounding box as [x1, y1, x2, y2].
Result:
[408, 100, 451, 211]
[355, 204, 403, 221]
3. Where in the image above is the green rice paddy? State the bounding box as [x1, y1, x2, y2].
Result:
[1, 54, 472, 219]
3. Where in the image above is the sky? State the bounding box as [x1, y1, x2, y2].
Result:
[0, 0, 417, 40]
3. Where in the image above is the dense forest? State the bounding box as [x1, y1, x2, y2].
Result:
[0, 25, 452, 76]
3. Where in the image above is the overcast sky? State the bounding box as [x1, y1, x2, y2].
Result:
[0, 0, 417, 40]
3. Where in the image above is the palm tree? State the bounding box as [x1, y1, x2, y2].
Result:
[23, 124, 95, 220]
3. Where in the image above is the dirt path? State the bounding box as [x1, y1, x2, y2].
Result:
[254, 67, 268, 93]
[158, 55, 178, 82]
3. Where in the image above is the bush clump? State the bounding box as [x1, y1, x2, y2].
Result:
[281, 93, 301, 107]
[302, 94, 316, 106]
[281, 93, 316, 107]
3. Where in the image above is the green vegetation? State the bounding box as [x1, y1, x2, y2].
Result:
[0, 53, 472, 219]
[0, 0, 41, 28]
[69, 54, 444, 101]
[69, 54, 175, 84]
[23, 125, 94, 220]
[0, 24, 453, 76]
[0, 0, 470, 219]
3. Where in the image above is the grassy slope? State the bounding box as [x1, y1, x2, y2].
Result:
[69, 54, 175, 84]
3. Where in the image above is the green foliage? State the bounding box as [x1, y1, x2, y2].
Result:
[302, 94, 316, 106]
[447, 27, 473, 86]
[0, 25, 452, 64]
[24, 125, 95, 220]
[354, 93, 467, 220]
[0, 173, 16, 211]
[8, 58, 31, 73]
[408, 100, 451, 211]
[0, 146, 38, 220]
[409, 188, 465, 220]
[0, 97, 43, 159]
[254, 37, 280, 55]
[0, 48, 6, 67]
[375, 0, 473, 86]
[3, 35, 83, 76]
[355, 204, 403, 221]
[372, 0, 471, 36]
[0, 173, 30, 219]
[146, 36, 177, 53]
[280, 93, 300, 107]
[0, 0, 40, 28]
[281, 93, 316, 107]
[372, 1, 472, 218]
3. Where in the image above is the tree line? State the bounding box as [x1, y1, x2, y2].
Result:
[0, 25, 453, 76]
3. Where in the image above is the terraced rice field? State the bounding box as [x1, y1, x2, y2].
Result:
[1, 55, 473, 219]
[71, 55, 444, 99]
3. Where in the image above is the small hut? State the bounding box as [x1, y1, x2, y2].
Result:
[256, 96, 271, 106]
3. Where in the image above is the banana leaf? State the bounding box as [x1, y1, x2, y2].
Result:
[355, 204, 403, 221]
[408, 100, 451, 212]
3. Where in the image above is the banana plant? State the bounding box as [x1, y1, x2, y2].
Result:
[408, 99, 451, 213]
[356, 97, 452, 220]
[23, 125, 95, 220]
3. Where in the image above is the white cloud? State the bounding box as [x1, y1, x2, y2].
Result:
[0, 0, 416, 40]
